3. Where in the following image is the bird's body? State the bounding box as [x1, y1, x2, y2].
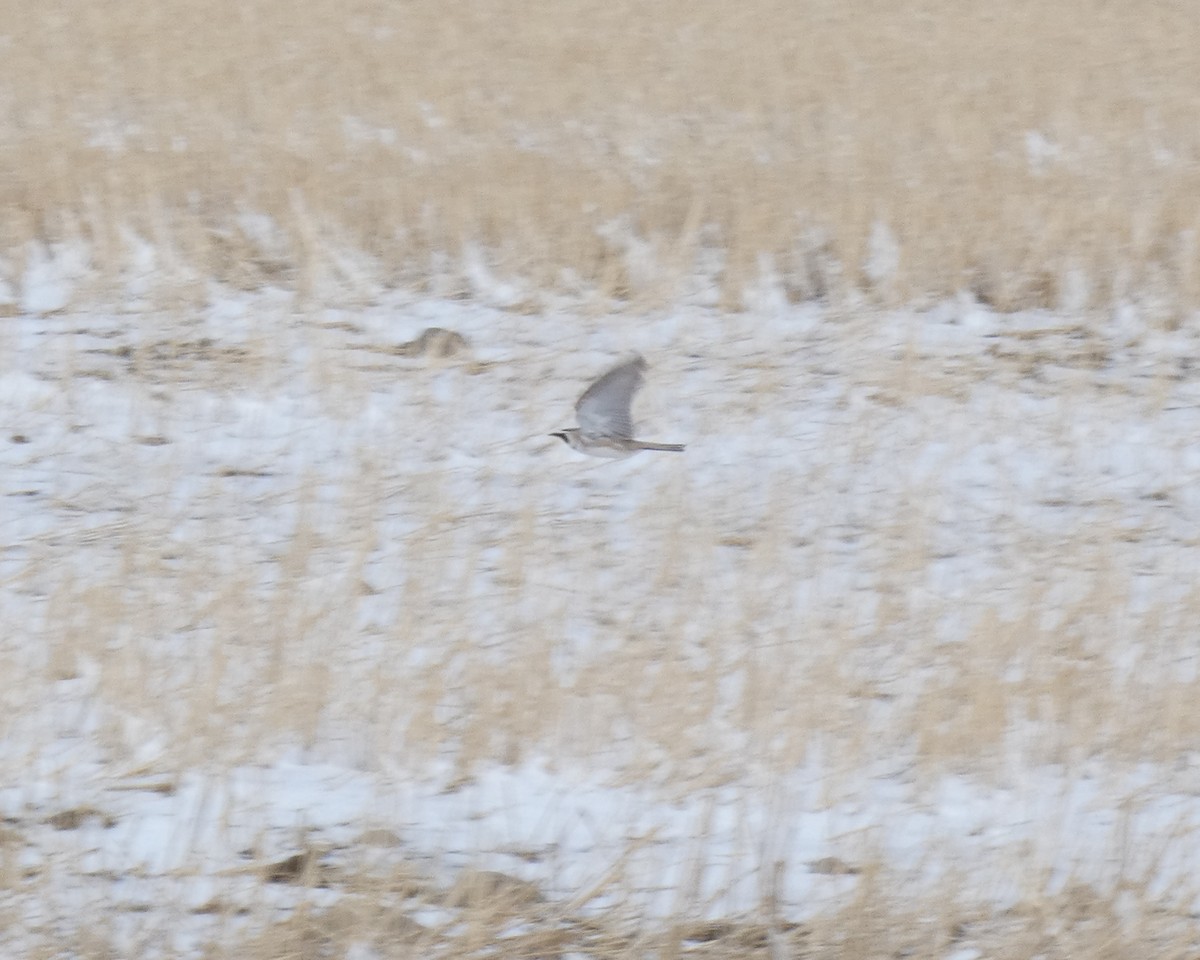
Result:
[551, 428, 685, 457]
[550, 355, 685, 458]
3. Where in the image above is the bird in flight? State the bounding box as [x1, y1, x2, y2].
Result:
[550, 354, 685, 458]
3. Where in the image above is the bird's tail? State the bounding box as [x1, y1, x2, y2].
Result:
[632, 441, 685, 452]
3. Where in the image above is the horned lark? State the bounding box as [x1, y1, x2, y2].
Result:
[551, 354, 685, 458]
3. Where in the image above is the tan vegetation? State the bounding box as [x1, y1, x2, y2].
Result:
[6, 296, 1200, 955]
[4, 2, 1200, 956]
[2, 0, 1199, 310]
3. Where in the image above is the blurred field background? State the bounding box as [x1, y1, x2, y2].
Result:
[5, 2, 1200, 957]
[8, 291, 1200, 956]
[2, 0, 1199, 311]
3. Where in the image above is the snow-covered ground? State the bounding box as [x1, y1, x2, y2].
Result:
[3, 282, 1200, 955]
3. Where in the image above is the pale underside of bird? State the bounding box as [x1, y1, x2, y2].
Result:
[550, 354, 685, 458]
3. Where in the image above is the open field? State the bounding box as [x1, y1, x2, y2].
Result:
[2, 0, 1200, 310]
[4, 289, 1200, 956]
[4, 2, 1200, 956]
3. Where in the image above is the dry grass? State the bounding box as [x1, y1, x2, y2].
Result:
[5, 294, 1200, 955]
[30, 867, 1200, 960]
[1, 0, 1199, 309]
[226, 882, 1200, 959]
[4, 4, 1200, 952]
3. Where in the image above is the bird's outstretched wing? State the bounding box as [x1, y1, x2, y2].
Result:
[575, 355, 646, 440]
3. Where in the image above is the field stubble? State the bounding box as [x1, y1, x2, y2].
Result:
[3, 292, 1200, 954]
[1, 0, 1199, 311]
[4, 0, 1200, 954]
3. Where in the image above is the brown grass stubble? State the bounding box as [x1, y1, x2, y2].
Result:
[7, 309, 1200, 945]
[10, 331, 1200, 951]
[212, 875, 1200, 960]
[1, 0, 1199, 309]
